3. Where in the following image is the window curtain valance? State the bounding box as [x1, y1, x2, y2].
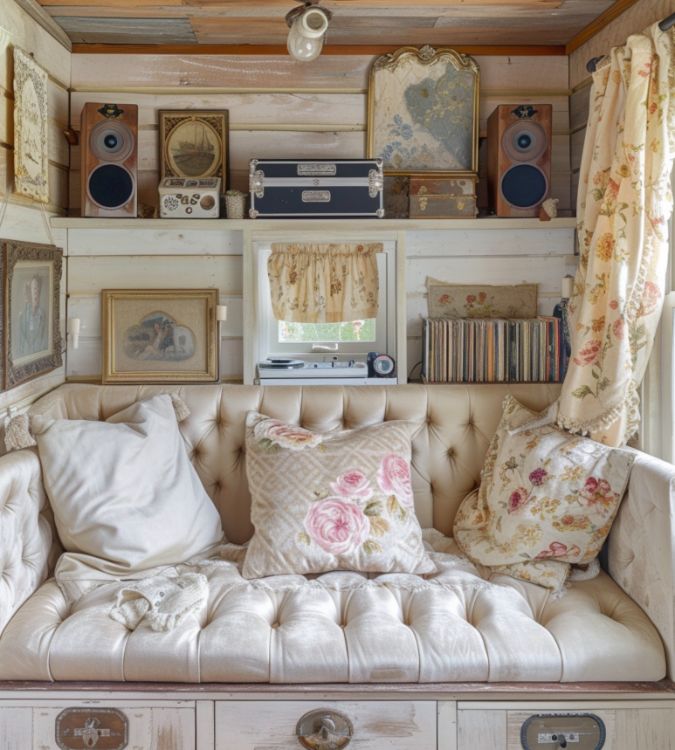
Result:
[556, 22, 674, 446]
[267, 243, 383, 324]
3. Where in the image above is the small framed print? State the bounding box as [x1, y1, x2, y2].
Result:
[13, 48, 50, 203]
[1, 239, 63, 389]
[102, 289, 218, 384]
[159, 110, 228, 189]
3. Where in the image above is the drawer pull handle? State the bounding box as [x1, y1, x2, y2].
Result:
[296, 709, 353, 750]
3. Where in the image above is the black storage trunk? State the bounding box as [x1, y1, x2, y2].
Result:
[249, 159, 384, 218]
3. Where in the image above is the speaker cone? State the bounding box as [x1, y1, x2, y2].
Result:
[500, 164, 548, 209]
[87, 163, 135, 209]
[502, 121, 547, 162]
[90, 121, 135, 163]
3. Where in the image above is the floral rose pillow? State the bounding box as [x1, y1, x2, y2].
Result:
[242, 412, 435, 579]
[454, 395, 635, 589]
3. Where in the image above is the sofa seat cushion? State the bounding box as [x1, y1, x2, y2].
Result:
[0, 531, 665, 683]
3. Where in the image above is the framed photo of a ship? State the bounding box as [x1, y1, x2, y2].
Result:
[159, 110, 228, 190]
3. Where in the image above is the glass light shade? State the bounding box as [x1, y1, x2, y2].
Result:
[287, 7, 328, 62]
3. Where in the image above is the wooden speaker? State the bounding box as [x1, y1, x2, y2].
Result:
[80, 102, 138, 217]
[487, 104, 552, 218]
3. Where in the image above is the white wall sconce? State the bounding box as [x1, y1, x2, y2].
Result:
[216, 305, 228, 324]
[286, 2, 332, 62]
[67, 317, 81, 350]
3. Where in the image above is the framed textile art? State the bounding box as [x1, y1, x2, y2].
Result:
[367, 45, 479, 176]
[1, 239, 62, 389]
[101, 289, 218, 384]
[159, 110, 228, 189]
[426, 279, 538, 319]
[13, 48, 49, 204]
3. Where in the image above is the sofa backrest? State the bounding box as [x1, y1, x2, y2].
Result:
[29, 383, 560, 545]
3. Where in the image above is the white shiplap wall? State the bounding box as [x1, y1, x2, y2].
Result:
[56, 218, 577, 384]
[0, 0, 70, 425]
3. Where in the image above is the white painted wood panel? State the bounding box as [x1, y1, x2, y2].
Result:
[458, 708, 506, 748]
[70, 54, 567, 94]
[438, 701, 458, 750]
[65, 226, 243, 256]
[215, 700, 436, 750]
[0, 706, 32, 749]
[406, 227, 574, 256]
[68, 255, 243, 293]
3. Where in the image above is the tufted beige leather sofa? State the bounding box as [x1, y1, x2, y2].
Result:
[0, 383, 672, 685]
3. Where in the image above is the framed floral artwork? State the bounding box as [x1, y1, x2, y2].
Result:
[13, 48, 50, 203]
[1, 239, 62, 389]
[159, 110, 228, 189]
[367, 45, 479, 176]
[101, 289, 218, 383]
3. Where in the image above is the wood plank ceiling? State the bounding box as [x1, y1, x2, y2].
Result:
[33, 0, 619, 49]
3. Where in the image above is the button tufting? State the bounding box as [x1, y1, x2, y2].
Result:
[447, 447, 456, 459]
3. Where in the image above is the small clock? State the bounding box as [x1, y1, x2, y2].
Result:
[368, 352, 395, 377]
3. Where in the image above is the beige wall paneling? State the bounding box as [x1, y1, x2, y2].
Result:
[66, 253, 243, 380]
[0, 0, 70, 424]
[214, 700, 437, 750]
[67, 54, 570, 212]
[568, 0, 673, 89]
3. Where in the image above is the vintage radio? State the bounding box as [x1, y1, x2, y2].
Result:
[158, 177, 221, 218]
[487, 103, 552, 217]
[249, 159, 384, 218]
[409, 175, 478, 218]
[80, 102, 138, 218]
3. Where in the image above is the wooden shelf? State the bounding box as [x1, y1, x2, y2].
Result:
[51, 217, 577, 231]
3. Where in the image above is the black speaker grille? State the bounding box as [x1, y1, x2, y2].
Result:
[88, 164, 134, 209]
[500, 164, 548, 208]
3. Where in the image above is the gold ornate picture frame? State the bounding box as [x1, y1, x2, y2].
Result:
[1, 239, 62, 389]
[102, 289, 218, 384]
[159, 110, 229, 189]
[13, 48, 50, 203]
[367, 45, 480, 176]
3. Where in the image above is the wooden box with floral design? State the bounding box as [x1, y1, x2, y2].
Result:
[409, 175, 478, 218]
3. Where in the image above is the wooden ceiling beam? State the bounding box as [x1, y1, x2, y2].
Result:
[70, 42, 567, 55]
[565, 0, 641, 54]
[41, 0, 564, 6]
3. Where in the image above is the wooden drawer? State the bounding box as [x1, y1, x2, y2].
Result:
[456, 701, 675, 750]
[215, 700, 436, 750]
[0, 700, 196, 750]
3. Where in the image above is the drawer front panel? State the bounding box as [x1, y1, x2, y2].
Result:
[216, 700, 436, 750]
[0, 702, 196, 750]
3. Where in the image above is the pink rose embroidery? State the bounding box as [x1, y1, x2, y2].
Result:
[377, 454, 414, 507]
[536, 541, 568, 559]
[330, 469, 373, 500]
[612, 318, 625, 340]
[256, 419, 321, 450]
[528, 468, 548, 486]
[304, 498, 370, 555]
[508, 487, 529, 513]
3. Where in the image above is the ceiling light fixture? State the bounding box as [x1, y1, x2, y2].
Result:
[285, 1, 332, 63]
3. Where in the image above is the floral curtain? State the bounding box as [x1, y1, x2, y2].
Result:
[267, 243, 383, 323]
[556, 23, 674, 446]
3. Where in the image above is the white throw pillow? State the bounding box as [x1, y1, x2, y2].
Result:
[32, 395, 224, 600]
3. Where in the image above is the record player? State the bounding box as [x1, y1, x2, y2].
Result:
[256, 358, 396, 386]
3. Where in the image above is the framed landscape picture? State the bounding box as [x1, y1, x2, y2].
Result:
[101, 289, 218, 384]
[1, 240, 62, 389]
[367, 45, 479, 176]
[13, 48, 49, 203]
[159, 110, 228, 189]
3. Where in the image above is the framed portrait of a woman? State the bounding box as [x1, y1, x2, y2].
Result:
[1, 240, 63, 389]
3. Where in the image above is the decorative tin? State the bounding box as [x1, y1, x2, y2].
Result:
[249, 159, 384, 219]
[158, 177, 221, 218]
[409, 174, 477, 218]
[55, 708, 128, 750]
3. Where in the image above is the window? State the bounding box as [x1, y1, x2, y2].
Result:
[252, 240, 396, 362]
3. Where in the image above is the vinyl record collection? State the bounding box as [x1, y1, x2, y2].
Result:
[422, 317, 565, 384]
